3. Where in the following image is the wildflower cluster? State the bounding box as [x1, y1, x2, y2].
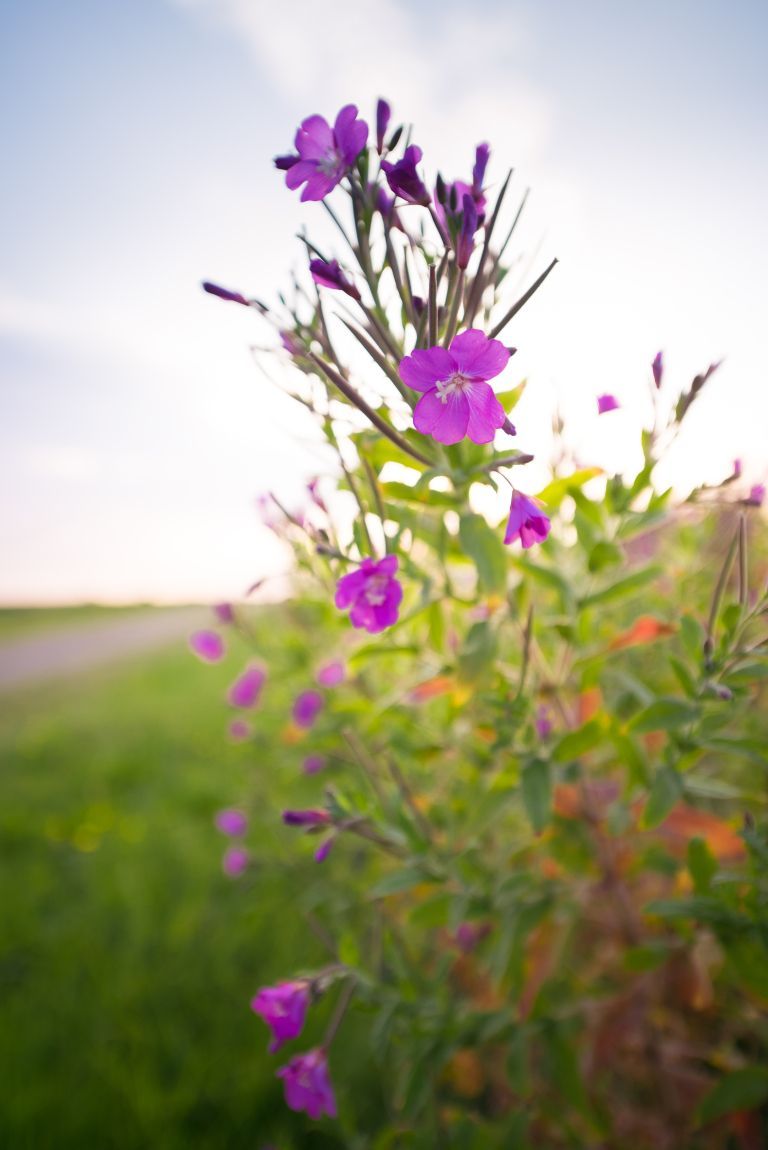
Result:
[196, 99, 768, 1144]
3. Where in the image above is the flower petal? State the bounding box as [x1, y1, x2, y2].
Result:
[413, 390, 470, 445]
[450, 329, 510, 379]
[399, 346, 455, 392]
[295, 115, 333, 159]
[465, 382, 506, 444]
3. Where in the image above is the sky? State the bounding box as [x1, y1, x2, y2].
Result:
[1, 0, 766, 603]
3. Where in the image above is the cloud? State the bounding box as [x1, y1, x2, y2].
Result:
[171, 0, 553, 170]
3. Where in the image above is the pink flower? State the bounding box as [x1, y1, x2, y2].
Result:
[535, 705, 553, 740]
[213, 602, 234, 624]
[376, 98, 391, 153]
[747, 484, 765, 507]
[222, 847, 249, 877]
[597, 393, 619, 414]
[316, 661, 345, 687]
[293, 690, 324, 729]
[202, 281, 251, 307]
[251, 980, 310, 1054]
[303, 755, 327, 775]
[277, 1048, 337, 1119]
[335, 555, 403, 634]
[189, 630, 225, 663]
[282, 809, 331, 828]
[652, 350, 664, 389]
[314, 836, 335, 863]
[282, 105, 368, 202]
[504, 491, 551, 549]
[228, 719, 251, 742]
[399, 329, 509, 445]
[215, 809, 248, 837]
[227, 665, 266, 708]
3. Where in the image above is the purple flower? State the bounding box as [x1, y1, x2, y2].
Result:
[228, 665, 266, 708]
[282, 808, 331, 828]
[472, 143, 490, 197]
[376, 98, 391, 153]
[189, 630, 225, 663]
[316, 660, 345, 687]
[454, 921, 492, 954]
[274, 153, 299, 171]
[399, 329, 509, 446]
[307, 478, 327, 513]
[335, 555, 403, 633]
[535, 705, 553, 740]
[309, 259, 360, 300]
[456, 193, 479, 270]
[251, 980, 310, 1054]
[293, 690, 324, 729]
[303, 754, 327, 775]
[215, 809, 248, 837]
[597, 393, 620, 414]
[202, 281, 250, 307]
[652, 350, 664, 389]
[314, 836, 335, 863]
[504, 491, 551, 549]
[213, 602, 234, 624]
[228, 719, 251, 742]
[222, 847, 249, 877]
[381, 145, 431, 206]
[277, 1048, 337, 1120]
[747, 484, 765, 507]
[284, 105, 368, 202]
[733, 458, 743, 479]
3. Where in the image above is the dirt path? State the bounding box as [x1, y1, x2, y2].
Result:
[0, 608, 205, 692]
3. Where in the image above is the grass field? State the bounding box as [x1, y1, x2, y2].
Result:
[0, 608, 374, 1149]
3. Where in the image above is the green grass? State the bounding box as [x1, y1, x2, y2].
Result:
[0, 604, 165, 640]
[0, 609, 370, 1149]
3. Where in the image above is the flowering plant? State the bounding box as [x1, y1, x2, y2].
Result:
[199, 99, 768, 1147]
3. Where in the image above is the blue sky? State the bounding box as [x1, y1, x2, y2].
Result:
[1, 0, 766, 602]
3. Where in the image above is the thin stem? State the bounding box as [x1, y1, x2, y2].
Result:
[464, 167, 513, 326]
[340, 458, 374, 554]
[442, 268, 465, 347]
[338, 316, 410, 402]
[738, 513, 748, 608]
[323, 979, 355, 1049]
[428, 264, 437, 347]
[488, 257, 558, 340]
[362, 456, 388, 549]
[705, 525, 739, 660]
[386, 756, 433, 844]
[308, 354, 432, 466]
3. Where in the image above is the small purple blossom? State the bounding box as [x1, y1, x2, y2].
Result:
[307, 478, 327, 513]
[455, 193, 479, 270]
[314, 836, 335, 863]
[376, 98, 391, 153]
[504, 491, 551, 549]
[280, 330, 303, 357]
[202, 281, 250, 307]
[251, 980, 310, 1054]
[282, 809, 331, 828]
[400, 329, 509, 446]
[283, 105, 368, 202]
[274, 153, 299, 172]
[189, 630, 225, 663]
[472, 143, 490, 197]
[228, 719, 252, 742]
[652, 350, 664, 389]
[309, 258, 361, 300]
[228, 665, 266, 708]
[316, 660, 345, 687]
[454, 921, 492, 954]
[222, 847, 249, 877]
[213, 602, 234, 625]
[215, 809, 248, 837]
[277, 1048, 337, 1120]
[381, 145, 431, 206]
[733, 458, 743, 479]
[303, 754, 327, 775]
[335, 555, 403, 634]
[747, 484, 765, 507]
[535, 705, 553, 740]
[293, 690, 324, 729]
[597, 393, 620, 414]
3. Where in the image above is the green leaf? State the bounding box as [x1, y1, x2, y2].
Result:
[641, 764, 683, 829]
[587, 540, 623, 572]
[680, 614, 704, 660]
[458, 513, 508, 593]
[552, 719, 603, 763]
[687, 837, 718, 893]
[630, 698, 699, 734]
[536, 468, 602, 509]
[494, 379, 527, 411]
[458, 620, 498, 683]
[521, 758, 551, 834]
[369, 866, 432, 899]
[579, 565, 661, 609]
[697, 1067, 768, 1125]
